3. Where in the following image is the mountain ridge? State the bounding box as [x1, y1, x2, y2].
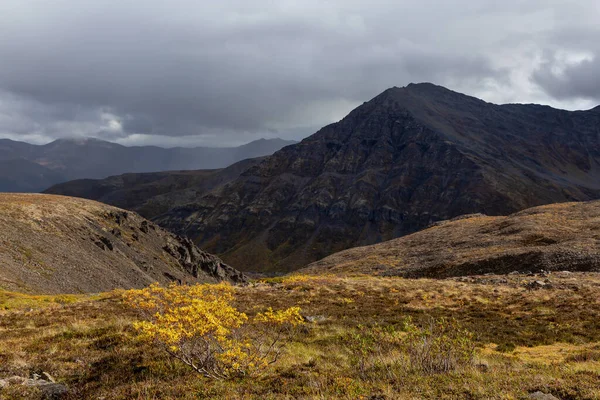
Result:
[0, 137, 295, 192]
[152, 83, 600, 272]
[44, 157, 265, 220]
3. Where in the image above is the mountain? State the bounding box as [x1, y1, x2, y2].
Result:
[302, 200, 600, 277]
[0, 137, 295, 191]
[0, 194, 245, 294]
[152, 83, 600, 273]
[44, 157, 264, 220]
[0, 159, 67, 192]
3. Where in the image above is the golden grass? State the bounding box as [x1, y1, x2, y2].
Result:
[0, 274, 599, 399]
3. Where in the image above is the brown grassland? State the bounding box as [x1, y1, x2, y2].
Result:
[1, 273, 599, 399]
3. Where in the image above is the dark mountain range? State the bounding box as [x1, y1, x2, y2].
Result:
[302, 200, 600, 277]
[146, 83, 600, 273]
[0, 137, 295, 192]
[44, 157, 264, 220]
[0, 194, 245, 294]
[0, 159, 67, 192]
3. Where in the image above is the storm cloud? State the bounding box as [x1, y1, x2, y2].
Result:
[0, 0, 599, 146]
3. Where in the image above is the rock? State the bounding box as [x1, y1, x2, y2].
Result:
[162, 237, 247, 283]
[99, 236, 113, 251]
[41, 372, 56, 383]
[529, 391, 559, 400]
[0, 375, 68, 399]
[303, 315, 327, 323]
[39, 383, 69, 399]
[475, 361, 489, 372]
[526, 280, 547, 290]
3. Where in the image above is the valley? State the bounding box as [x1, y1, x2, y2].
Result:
[1, 86, 599, 400]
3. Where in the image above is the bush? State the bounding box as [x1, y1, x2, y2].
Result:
[404, 317, 475, 373]
[345, 324, 403, 376]
[123, 283, 303, 379]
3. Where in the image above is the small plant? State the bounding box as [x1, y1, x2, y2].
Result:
[495, 342, 516, 353]
[404, 317, 475, 373]
[123, 282, 304, 379]
[345, 324, 403, 377]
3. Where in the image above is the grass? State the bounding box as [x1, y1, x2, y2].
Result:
[0, 273, 599, 399]
[0, 289, 104, 311]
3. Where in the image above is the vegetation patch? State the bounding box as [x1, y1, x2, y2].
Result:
[0, 273, 599, 399]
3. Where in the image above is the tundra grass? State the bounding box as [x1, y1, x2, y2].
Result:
[0, 274, 599, 399]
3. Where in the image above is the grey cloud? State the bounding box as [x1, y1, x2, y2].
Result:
[533, 53, 600, 101]
[0, 0, 598, 147]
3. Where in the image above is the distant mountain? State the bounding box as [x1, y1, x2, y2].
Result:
[0, 194, 245, 294]
[0, 159, 67, 192]
[0, 137, 296, 191]
[44, 157, 264, 219]
[151, 83, 600, 273]
[302, 200, 600, 277]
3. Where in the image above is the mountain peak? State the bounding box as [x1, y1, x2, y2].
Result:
[50, 137, 110, 146]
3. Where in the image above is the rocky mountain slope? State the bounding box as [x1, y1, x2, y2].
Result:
[44, 157, 264, 220]
[0, 194, 245, 294]
[0, 137, 295, 191]
[152, 83, 600, 273]
[302, 200, 600, 277]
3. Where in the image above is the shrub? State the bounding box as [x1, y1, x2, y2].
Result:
[495, 342, 516, 353]
[404, 317, 475, 373]
[123, 282, 303, 379]
[344, 324, 404, 377]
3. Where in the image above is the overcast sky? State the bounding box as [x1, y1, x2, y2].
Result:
[0, 1, 599, 147]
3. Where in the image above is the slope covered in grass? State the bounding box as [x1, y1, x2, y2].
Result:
[304, 200, 600, 277]
[1, 273, 598, 399]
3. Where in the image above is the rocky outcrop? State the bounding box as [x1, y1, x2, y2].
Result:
[0, 374, 68, 399]
[0, 194, 245, 294]
[162, 236, 246, 283]
[155, 83, 600, 272]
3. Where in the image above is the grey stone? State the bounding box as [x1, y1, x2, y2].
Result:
[529, 391, 559, 400]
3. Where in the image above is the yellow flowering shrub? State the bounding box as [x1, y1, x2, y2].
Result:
[123, 283, 303, 379]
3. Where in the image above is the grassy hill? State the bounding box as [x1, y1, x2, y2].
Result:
[303, 200, 600, 277]
[0, 194, 244, 294]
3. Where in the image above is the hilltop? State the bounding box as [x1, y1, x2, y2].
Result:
[0, 194, 244, 294]
[303, 200, 600, 277]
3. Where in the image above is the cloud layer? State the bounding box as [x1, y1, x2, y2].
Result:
[0, 0, 599, 146]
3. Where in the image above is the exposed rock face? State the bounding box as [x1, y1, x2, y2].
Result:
[44, 157, 264, 220]
[162, 236, 246, 283]
[301, 200, 600, 277]
[0, 194, 246, 294]
[155, 83, 600, 273]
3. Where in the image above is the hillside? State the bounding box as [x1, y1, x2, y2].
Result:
[0, 137, 295, 191]
[0, 159, 66, 192]
[0, 194, 245, 294]
[154, 83, 600, 272]
[303, 200, 600, 277]
[44, 157, 264, 220]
